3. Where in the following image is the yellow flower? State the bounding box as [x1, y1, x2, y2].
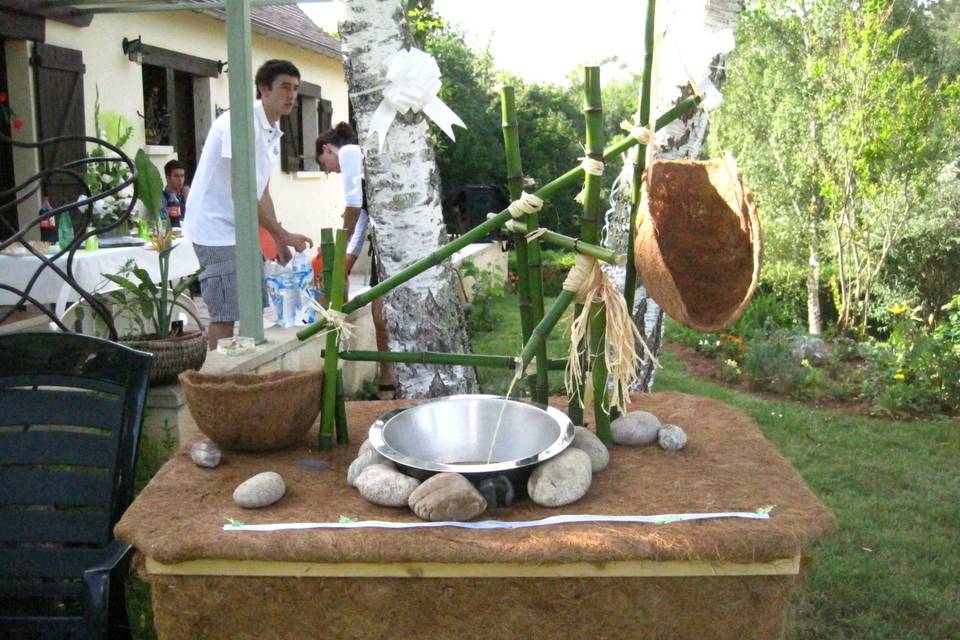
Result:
[894, 372, 905, 380]
[888, 303, 909, 315]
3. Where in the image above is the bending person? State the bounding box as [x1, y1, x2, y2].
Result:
[316, 122, 397, 399]
[183, 59, 313, 350]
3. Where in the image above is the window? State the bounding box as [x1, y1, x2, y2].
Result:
[279, 81, 331, 173]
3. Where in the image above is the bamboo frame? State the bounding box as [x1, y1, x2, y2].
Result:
[338, 350, 566, 370]
[319, 229, 347, 451]
[502, 221, 625, 265]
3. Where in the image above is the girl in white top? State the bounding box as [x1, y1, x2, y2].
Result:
[316, 122, 396, 399]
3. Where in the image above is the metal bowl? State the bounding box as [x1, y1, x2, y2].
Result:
[369, 394, 574, 479]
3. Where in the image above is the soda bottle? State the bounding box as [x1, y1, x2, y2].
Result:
[166, 196, 181, 228]
[38, 197, 56, 243]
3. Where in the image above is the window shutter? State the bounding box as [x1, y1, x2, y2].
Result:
[279, 97, 303, 173]
[319, 99, 333, 132]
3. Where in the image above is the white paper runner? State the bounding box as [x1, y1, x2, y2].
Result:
[223, 507, 773, 532]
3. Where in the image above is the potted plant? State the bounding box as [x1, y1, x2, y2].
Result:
[99, 149, 207, 384]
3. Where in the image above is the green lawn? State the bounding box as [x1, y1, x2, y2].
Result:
[470, 292, 960, 639]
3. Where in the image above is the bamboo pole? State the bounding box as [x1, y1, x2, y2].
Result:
[296, 96, 700, 343]
[335, 371, 348, 445]
[319, 229, 347, 450]
[518, 289, 576, 372]
[624, 0, 658, 315]
[502, 221, 625, 265]
[580, 66, 609, 437]
[338, 350, 567, 370]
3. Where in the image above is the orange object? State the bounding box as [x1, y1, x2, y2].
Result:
[259, 227, 278, 261]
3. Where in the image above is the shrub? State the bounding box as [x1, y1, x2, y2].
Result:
[460, 259, 505, 334]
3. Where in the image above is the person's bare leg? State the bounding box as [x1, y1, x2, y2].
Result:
[372, 297, 396, 398]
[207, 321, 235, 350]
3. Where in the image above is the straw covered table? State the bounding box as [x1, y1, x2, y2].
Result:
[117, 392, 836, 639]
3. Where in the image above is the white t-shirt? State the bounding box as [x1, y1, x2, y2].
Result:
[182, 101, 282, 246]
[339, 145, 368, 256]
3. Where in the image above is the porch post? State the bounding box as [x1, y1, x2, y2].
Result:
[225, 0, 264, 343]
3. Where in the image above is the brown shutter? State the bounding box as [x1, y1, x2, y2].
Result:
[319, 98, 333, 132]
[32, 43, 86, 211]
[279, 96, 303, 173]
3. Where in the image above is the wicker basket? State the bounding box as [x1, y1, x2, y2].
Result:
[634, 154, 762, 332]
[179, 369, 323, 451]
[123, 330, 208, 386]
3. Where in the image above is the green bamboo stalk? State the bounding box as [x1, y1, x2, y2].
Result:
[338, 350, 567, 370]
[500, 86, 538, 399]
[296, 96, 700, 343]
[519, 289, 576, 372]
[590, 302, 612, 444]
[319, 229, 347, 450]
[503, 221, 626, 265]
[624, 0, 659, 315]
[335, 370, 348, 445]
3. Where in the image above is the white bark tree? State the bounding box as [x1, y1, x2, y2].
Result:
[602, 0, 744, 391]
[340, 0, 477, 397]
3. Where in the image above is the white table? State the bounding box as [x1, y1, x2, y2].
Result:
[0, 241, 200, 318]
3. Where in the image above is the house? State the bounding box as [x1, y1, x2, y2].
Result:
[0, 1, 349, 246]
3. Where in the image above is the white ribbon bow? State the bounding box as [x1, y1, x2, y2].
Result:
[367, 47, 466, 153]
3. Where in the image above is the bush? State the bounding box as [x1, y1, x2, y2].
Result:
[506, 249, 575, 298]
[741, 335, 825, 400]
[460, 259, 505, 334]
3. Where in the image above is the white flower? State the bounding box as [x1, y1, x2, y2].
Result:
[118, 185, 135, 199]
[103, 195, 115, 204]
[100, 173, 113, 184]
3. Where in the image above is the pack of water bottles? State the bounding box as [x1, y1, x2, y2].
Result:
[264, 252, 322, 328]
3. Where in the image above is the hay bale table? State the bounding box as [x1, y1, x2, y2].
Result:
[117, 392, 835, 639]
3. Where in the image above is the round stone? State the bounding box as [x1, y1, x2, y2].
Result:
[408, 473, 487, 521]
[569, 426, 610, 472]
[355, 463, 421, 507]
[347, 449, 393, 487]
[190, 440, 222, 468]
[611, 410, 661, 446]
[477, 475, 515, 509]
[527, 448, 592, 507]
[658, 424, 688, 451]
[233, 471, 285, 509]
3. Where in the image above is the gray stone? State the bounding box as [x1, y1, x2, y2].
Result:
[611, 410, 661, 446]
[658, 424, 688, 451]
[789, 335, 831, 363]
[357, 438, 375, 457]
[408, 473, 487, 521]
[190, 440, 222, 468]
[527, 448, 593, 508]
[569, 426, 610, 472]
[347, 449, 394, 487]
[477, 475, 515, 509]
[355, 463, 421, 507]
[233, 471, 285, 509]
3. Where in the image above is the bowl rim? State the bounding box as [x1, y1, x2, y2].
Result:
[368, 394, 575, 474]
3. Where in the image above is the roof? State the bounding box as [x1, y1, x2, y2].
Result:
[202, 3, 341, 60]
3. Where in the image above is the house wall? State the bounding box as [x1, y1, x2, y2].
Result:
[31, 11, 349, 248]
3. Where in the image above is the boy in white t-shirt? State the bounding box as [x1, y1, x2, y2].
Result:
[183, 59, 313, 349]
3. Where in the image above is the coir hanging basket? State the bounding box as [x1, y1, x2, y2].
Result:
[634, 153, 762, 332]
[179, 369, 323, 451]
[122, 330, 208, 386]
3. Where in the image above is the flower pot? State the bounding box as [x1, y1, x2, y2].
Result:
[122, 330, 207, 385]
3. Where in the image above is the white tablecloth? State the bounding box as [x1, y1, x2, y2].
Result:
[0, 241, 200, 317]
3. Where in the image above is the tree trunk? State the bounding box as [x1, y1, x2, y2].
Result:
[603, 0, 744, 392]
[340, 0, 477, 397]
[807, 211, 823, 335]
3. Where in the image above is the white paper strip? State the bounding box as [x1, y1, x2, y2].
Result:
[223, 508, 773, 532]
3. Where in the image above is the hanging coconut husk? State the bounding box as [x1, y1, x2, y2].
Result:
[634, 153, 762, 332]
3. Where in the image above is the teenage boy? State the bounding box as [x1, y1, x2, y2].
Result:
[161, 159, 189, 228]
[183, 59, 313, 349]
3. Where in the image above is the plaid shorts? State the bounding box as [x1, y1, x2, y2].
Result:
[193, 244, 238, 323]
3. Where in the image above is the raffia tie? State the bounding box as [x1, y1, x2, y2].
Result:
[305, 298, 356, 348]
[525, 228, 548, 242]
[574, 157, 605, 205]
[562, 254, 659, 415]
[507, 192, 544, 218]
[619, 120, 659, 147]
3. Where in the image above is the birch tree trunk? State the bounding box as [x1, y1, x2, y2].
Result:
[340, 0, 477, 397]
[603, 0, 744, 392]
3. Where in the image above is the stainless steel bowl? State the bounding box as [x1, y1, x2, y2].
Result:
[368, 394, 574, 477]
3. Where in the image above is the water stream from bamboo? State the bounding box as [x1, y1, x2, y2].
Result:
[484, 360, 524, 464]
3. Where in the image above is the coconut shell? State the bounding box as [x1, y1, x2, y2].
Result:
[634, 154, 762, 332]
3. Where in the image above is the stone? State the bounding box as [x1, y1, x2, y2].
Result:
[355, 463, 421, 507]
[658, 424, 688, 451]
[408, 473, 487, 521]
[347, 449, 393, 487]
[527, 448, 592, 508]
[611, 410, 661, 446]
[190, 440, 222, 468]
[477, 475, 515, 509]
[357, 439, 375, 457]
[569, 426, 610, 472]
[233, 471, 285, 509]
[789, 335, 831, 363]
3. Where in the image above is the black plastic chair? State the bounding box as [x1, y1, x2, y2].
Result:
[0, 333, 152, 640]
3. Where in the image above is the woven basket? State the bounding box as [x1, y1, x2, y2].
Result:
[179, 369, 323, 451]
[634, 154, 762, 332]
[123, 330, 208, 386]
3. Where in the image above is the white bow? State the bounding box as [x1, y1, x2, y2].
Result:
[367, 47, 466, 153]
